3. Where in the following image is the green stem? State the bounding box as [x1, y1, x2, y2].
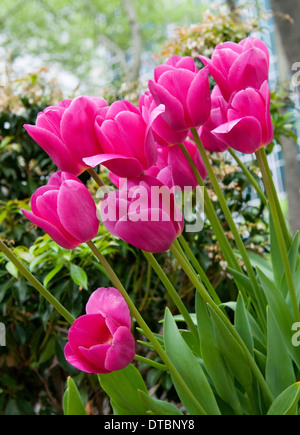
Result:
[256, 149, 300, 321]
[134, 355, 168, 372]
[178, 142, 242, 275]
[86, 240, 207, 415]
[170, 242, 274, 407]
[142, 250, 199, 343]
[191, 128, 266, 324]
[257, 148, 291, 248]
[87, 167, 105, 187]
[177, 236, 222, 306]
[228, 147, 267, 206]
[0, 239, 75, 325]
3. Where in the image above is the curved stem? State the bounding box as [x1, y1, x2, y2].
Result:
[134, 354, 168, 372]
[170, 242, 274, 407]
[256, 149, 300, 321]
[190, 129, 266, 325]
[178, 142, 243, 275]
[142, 250, 199, 343]
[228, 147, 267, 206]
[0, 239, 75, 325]
[177, 235, 222, 306]
[86, 240, 207, 415]
[257, 148, 291, 248]
[87, 167, 105, 187]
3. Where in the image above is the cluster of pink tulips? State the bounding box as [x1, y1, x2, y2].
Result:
[21, 36, 274, 375]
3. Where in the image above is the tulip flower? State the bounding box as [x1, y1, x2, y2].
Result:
[64, 287, 135, 374]
[83, 100, 164, 179]
[100, 175, 184, 253]
[21, 172, 99, 249]
[148, 56, 211, 131]
[24, 96, 107, 176]
[212, 81, 274, 154]
[139, 91, 188, 147]
[199, 37, 270, 101]
[146, 141, 207, 190]
[197, 85, 229, 153]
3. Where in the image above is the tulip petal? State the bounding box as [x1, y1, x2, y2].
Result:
[57, 180, 99, 242]
[64, 342, 104, 373]
[24, 125, 84, 175]
[105, 326, 135, 372]
[114, 208, 178, 253]
[83, 154, 144, 179]
[61, 96, 105, 159]
[148, 80, 186, 131]
[187, 66, 211, 127]
[21, 209, 80, 249]
[86, 287, 131, 331]
[228, 48, 269, 93]
[68, 314, 111, 351]
[213, 117, 263, 154]
[78, 344, 111, 374]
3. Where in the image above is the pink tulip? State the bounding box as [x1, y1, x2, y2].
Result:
[148, 56, 211, 131]
[83, 100, 163, 179]
[64, 287, 135, 374]
[139, 91, 188, 146]
[197, 85, 229, 152]
[100, 175, 184, 253]
[21, 172, 99, 249]
[24, 96, 107, 176]
[146, 141, 207, 190]
[199, 37, 270, 101]
[212, 81, 274, 154]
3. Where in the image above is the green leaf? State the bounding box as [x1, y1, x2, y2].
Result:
[207, 306, 253, 392]
[196, 295, 242, 415]
[234, 293, 254, 355]
[138, 390, 183, 415]
[63, 377, 87, 415]
[43, 263, 63, 287]
[267, 383, 300, 415]
[98, 364, 148, 415]
[266, 308, 296, 397]
[70, 264, 88, 290]
[257, 268, 300, 368]
[163, 308, 220, 415]
[6, 261, 18, 279]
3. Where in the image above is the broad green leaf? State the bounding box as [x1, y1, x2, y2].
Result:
[163, 308, 220, 415]
[63, 377, 87, 415]
[70, 264, 88, 290]
[279, 232, 299, 300]
[257, 268, 300, 368]
[98, 364, 148, 415]
[196, 295, 242, 415]
[267, 383, 300, 415]
[234, 293, 254, 355]
[207, 306, 253, 392]
[138, 390, 183, 415]
[266, 308, 296, 397]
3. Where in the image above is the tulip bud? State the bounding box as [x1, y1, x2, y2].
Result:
[83, 100, 163, 179]
[148, 56, 211, 131]
[21, 172, 99, 249]
[100, 175, 184, 253]
[24, 96, 107, 176]
[64, 287, 135, 374]
[212, 81, 274, 154]
[199, 37, 270, 101]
